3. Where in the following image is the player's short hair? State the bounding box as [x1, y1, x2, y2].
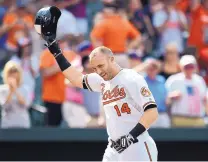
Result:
[90, 46, 113, 57]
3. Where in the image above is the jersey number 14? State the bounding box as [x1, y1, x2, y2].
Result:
[114, 103, 131, 116]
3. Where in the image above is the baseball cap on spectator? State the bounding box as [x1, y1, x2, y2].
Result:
[128, 52, 142, 60]
[77, 41, 93, 53]
[179, 55, 197, 67]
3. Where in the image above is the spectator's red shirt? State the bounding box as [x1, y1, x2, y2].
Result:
[188, 6, 208, 50]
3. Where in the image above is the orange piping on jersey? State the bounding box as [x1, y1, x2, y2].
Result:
[144, 142, 152, 161]
[143, 101, 156, 110]
[103, 95, 126, 105]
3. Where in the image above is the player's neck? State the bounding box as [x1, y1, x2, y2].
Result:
[111, 65, 123, 79]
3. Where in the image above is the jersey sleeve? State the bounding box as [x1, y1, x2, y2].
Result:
[127, 73, 157, 111]
[83, 73, 103, 92]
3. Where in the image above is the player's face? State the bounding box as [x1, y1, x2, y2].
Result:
[90, 53, 113, 81]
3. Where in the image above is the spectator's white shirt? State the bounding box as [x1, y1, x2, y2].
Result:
[166, 73, 207, 117]
[153, 9, 187, 54]
[10, 55, 39, 102]
[0, 84, 32, 128]
[57, 9, 79, 39]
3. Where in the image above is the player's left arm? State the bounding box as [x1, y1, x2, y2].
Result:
[129, 73, 158, 127]
[115, 73, 158, 153]
[128, 74, 158, 135]
[139, 107, 158, 128]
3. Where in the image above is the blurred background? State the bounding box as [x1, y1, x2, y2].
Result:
[0, 0, 208, 161]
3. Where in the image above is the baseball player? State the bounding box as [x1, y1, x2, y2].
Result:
[34, 6, 158, 161]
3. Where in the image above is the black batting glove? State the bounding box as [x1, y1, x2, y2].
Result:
[115, 134, 138, 153]
[41, 25, 62, 57]
[44, 40, 62, 57]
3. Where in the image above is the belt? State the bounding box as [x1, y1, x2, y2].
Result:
[109, 131, 149, 146]
[109, 138, 139, 149]
[110, 139, 118, 148]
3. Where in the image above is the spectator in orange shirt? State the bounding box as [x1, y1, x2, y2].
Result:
[188, 0, 208, 85]
[39, 37, 78, 127]
[0, 0, 33, 52]
[176, 0, 201, 25]
[90, 1, 141, 68]
[188, 0, 208, 51]
[176, 0, 201, 14]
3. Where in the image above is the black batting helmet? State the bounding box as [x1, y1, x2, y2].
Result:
[34, 6, 61, 41]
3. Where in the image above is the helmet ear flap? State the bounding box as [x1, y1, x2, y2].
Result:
[50, 6, 61, 22]
[46, 6, 61, 38]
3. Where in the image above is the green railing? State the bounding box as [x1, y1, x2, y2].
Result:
[0, 128, 207, 142]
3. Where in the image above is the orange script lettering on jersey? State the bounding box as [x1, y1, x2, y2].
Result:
[102, 85, 126, 105]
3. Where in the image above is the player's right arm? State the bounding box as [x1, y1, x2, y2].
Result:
[45, 40, 102, 91]
[63, 65, 84, 89]
[35, 6, 103, 91]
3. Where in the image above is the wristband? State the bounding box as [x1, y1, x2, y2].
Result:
[129, 123, 146, 139]
[55, 53, 71, 71]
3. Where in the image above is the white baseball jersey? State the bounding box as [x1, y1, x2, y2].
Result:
[83, 69, 157, 140]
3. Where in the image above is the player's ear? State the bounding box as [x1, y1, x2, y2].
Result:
[110, 56, 114, 62]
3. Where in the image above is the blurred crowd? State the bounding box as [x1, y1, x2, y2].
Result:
[0, 0, 208, 129]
